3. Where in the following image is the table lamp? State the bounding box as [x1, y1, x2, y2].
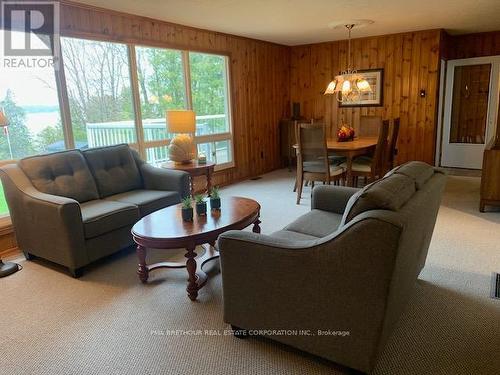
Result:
[167, 110, 196, 164]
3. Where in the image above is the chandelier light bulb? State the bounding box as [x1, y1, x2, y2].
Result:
[357, 79, 371, 92]
[342, 80, 351, 93]
[324, 80, 337, 94]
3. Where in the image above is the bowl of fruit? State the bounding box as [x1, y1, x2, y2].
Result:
[337, 125, 355, 142]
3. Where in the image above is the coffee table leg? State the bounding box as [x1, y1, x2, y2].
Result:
[252, 218, 261, 234]
[137, 245, 149, 283]
[185, 245, 198, 301]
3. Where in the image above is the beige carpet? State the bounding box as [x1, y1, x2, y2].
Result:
[1, 169, 499, 375]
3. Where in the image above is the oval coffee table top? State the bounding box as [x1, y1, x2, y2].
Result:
[132, 196, 260, 247]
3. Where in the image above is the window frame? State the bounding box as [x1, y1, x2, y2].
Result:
[57, 34, 235, 171]
[0, 33, 235, 220]
[131, 44, 235, 170]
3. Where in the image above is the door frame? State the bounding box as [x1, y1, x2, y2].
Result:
[440, 56, 500, 169]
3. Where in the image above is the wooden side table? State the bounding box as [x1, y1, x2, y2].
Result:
[162, 160, 216, 197]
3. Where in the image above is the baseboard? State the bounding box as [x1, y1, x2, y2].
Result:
[0, 223, 19, 260]
[1, 245, 21, 260]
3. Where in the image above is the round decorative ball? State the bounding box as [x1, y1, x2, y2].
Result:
[169, 134, 194, 163]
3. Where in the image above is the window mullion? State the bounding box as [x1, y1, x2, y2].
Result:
[128, 45, 146, 159]
[54, 52, 75, 149]
[182, 50, 193, 110]
[182, 50, 195, 158]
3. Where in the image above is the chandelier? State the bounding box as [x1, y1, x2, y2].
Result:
[324, 24, 372, 102]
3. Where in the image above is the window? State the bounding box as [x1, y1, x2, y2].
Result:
[0, 181, 8, 217]
[136, 46, 187, 143]
[0, 30, 62, 216]
[61, 37, 136, 149]
[135, 46, 187, 166]
[0, 35, 235, 217]
[197, 140, 232, 165]
[134, 47, 234, 167]
[0, 31, 62, 158]
[190, 52, 233, 167]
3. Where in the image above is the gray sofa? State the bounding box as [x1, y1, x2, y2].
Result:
[0, 144, 190, 277]
[218, 161, 446, 374]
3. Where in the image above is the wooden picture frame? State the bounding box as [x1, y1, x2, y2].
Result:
[339, 68, 384, 107]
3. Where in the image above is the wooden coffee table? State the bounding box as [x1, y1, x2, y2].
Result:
[132, 196, 261, 301]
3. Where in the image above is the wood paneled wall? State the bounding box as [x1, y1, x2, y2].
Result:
[444, 31, 500, 60]
[290, 30, 442, 164]
[59, 1, 290, 187]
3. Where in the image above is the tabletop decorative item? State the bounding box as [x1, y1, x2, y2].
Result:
[210, 186, 221, 210]
[337, 124, 355, 142]
[198, 153, 207, 164]
[195, 194, 207, 216]
[181, 197, 193, 222]
[166, 110, 196, 164]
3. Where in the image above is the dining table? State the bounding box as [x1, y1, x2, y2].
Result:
[293, 136, 378, 187]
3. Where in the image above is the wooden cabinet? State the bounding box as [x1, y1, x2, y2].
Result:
[480, 140, 500, 212]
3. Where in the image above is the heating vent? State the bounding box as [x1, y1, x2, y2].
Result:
[491, 273, 500, 299]
[250, 176, 262, 181]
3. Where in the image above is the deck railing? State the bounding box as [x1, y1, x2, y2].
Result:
[86, 114, 227, 165]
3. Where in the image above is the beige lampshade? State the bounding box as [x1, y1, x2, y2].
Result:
[166, 110, 196, 134]
[0, 110, 8, 127]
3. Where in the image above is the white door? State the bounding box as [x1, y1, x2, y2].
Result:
[441, 57, 500, 169]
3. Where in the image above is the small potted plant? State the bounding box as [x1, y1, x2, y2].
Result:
[195, 194, 207, 216]
[210, 186, 221, 210]
[181, 197, 193, 222]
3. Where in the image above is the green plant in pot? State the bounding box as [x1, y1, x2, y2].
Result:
[210, 186, 221, 210]
[181, 197, 194, 222]
[194, 194, 207, 216]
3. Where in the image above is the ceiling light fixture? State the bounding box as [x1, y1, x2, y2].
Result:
[324, 24, 372, 102]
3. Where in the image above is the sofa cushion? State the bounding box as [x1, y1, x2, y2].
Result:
[19, 150, 99, 203]
[80, 200, 139, 239]
[284, 209, 343, 238]
[393, 161, 435, 190]
[105, 190, 181, 217]
[83, 144, 142, 198]
[270, 229, 320, 242]
[342, 173, 416, 224]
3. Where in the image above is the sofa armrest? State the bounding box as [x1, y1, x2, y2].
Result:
[218, 230, 317, 250]
[139, 164, 190, 199]
[0, 164, 87, 269]
[218, 217, 402, 373]
[311, 185, 360, 214]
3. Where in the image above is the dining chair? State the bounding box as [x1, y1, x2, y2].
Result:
[295, 122, 345, 204]
[385, 118, 401, 173]
[292, 118, 341, 192]
[359, 115, 382, 137]
[342, 119, 389, 186]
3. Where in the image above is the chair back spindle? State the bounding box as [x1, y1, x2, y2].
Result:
[297, 122, 329, 176]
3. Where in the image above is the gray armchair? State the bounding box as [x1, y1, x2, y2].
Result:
[218, 162, 446, 374]
[0, 144, 190, 277]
